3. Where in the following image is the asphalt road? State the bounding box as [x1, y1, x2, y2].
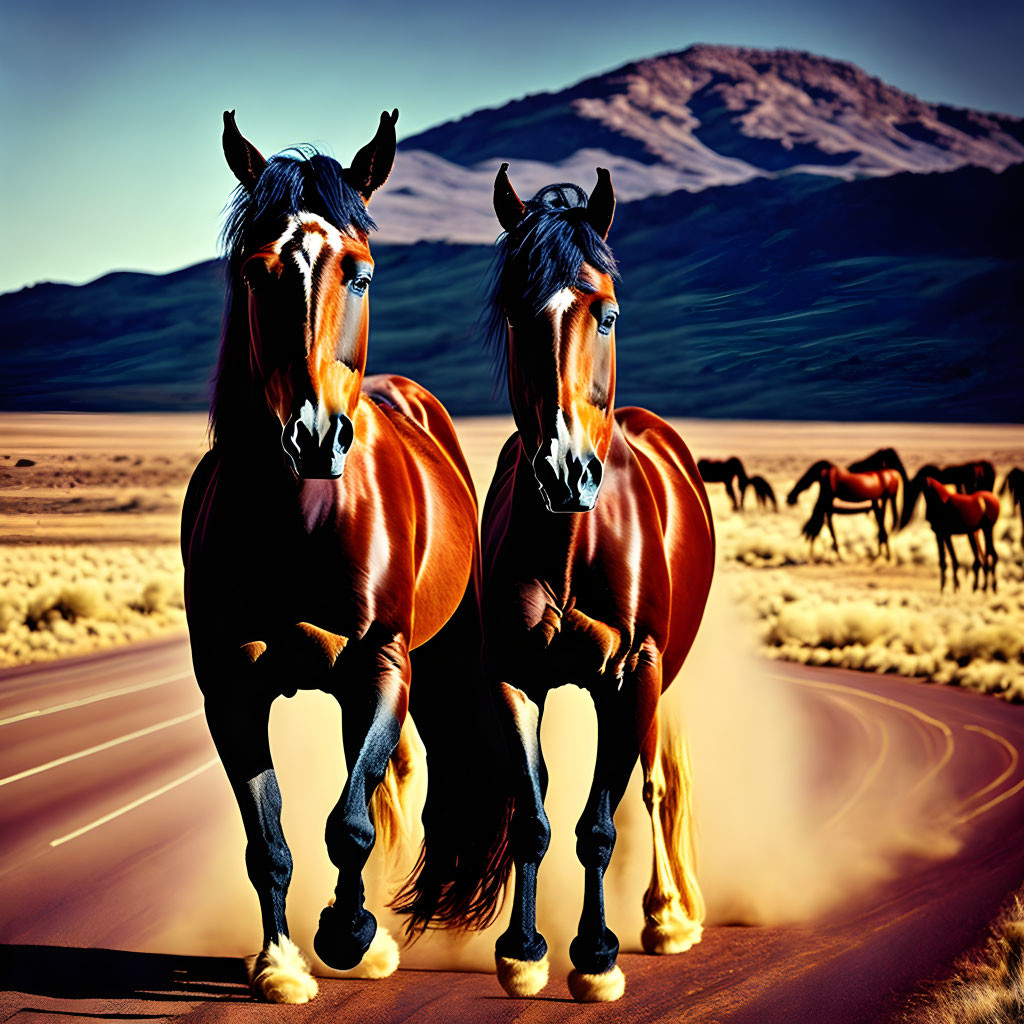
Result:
[1, 637, 1023, 1023]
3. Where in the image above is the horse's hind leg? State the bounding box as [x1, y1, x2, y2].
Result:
[872, 500, 889, 560]
[204, 694, 317, 1004]
[640, 708, 703, 957]
[982, 523, 998, 592]
[494, 681, 551, 997]
[315, 635, 408, 976]
[967, 531, 982, 591]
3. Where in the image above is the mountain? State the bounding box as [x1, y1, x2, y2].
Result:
[2, 45, 1021, 421]
[3, 164, 1020, 421]
[370, 44, 1024, 245]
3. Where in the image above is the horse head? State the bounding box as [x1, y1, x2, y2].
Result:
[215, 109, 398, 479]
[489, 164, 617, 513]
[786, 460, 832, 505]
[900, 464, 942, 527]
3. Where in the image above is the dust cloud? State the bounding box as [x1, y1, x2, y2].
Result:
[163, 576, 962, 972]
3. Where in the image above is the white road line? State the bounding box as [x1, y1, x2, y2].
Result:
[0, 708, 204, 788]
[0, 672, 191, 728]
[50, 758, 220, 847]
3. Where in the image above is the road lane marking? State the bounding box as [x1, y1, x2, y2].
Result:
[963, 725, 1019, 801]
[788, 674, 955, 792]
[49, 758, 220, 847]
[821, 695, 891, 828]
[958, 778, 1024, 825]
[0, 672, 191, 727]
[0, 709, 204, 788]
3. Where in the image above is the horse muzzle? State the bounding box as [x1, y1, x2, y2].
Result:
[532, 446, 604, 513]
[281, 402, 354, 479]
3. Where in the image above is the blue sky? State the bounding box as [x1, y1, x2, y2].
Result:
[1, 0, 1021, 293]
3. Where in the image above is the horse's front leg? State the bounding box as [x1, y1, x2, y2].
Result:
[205, 688, 318, 1004]
[494, 681, 551, 997]
[567, 660, 659, 1003]
[314, 633, 408, 977]
[826, 510, 842, 560]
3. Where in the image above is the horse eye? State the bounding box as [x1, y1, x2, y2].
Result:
[598, 310, 618, 335]
[350, 276, 371, 294]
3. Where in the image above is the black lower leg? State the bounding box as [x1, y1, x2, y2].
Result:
[205, 697, 291, 948]
[495, 683, 550, 964]
[316, 637, 407, 970]
[570, 685, 643, 976]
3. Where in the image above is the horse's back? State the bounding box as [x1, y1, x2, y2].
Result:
[362, 374, 476, 503]
[615, 406, 715, 683]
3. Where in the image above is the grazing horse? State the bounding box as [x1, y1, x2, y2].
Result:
[474, 165, 715, 1003]
[182, 112, 500, 1003]
[863, 448, 996, 497]
[786, 460, 902, 560]
[1000, 468, 1024, 548]
[901, 468, 999, 591]
[697, 456, 777, 511]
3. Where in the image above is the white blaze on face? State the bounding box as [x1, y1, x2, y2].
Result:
[542, 288, 589, 464]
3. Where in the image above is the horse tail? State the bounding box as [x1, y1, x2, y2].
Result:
[748, 475, 777, 511]
[802, 493, 828, 540]
[643, 718, 705, 943]
[370, 727, 417, 856]
[390, 559, 513, 937]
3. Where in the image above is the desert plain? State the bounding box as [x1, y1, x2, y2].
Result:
[2, 412, 1022, 698]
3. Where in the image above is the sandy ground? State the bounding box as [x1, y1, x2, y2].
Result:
[2, 412, 1022, 696]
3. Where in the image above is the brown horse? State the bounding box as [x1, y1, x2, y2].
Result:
[182, 112, 504, 1003]
[697, 456, 777, 511]
[787, 459, 902, 559]
[902, 467, 1000, 591]
[467, 167, 714, 1003]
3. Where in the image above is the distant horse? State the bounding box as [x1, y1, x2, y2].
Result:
[786, 460, 902, 559]
[1000, 467, 1024, 548]
[867, 447, 995, 500]
[468, 166, 714, 1003]
[901, 467, 999, 591]
[697, 456, 777, 511]
[182, 112, 505, 1003]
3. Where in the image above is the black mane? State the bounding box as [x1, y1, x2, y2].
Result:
[485, 183, 618, 378]
[211, 148, 377, 446]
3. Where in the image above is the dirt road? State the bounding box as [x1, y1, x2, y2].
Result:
[1, 638, 1023, 1022]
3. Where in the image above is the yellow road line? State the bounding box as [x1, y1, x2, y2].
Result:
[787, 674, 955, 792]
[821, 694, 890, 828]
[963, 724, 1019, 801]
[0, 708, 204, 788]
[49, 758, 220, 847]
[0, 672, 191, 728]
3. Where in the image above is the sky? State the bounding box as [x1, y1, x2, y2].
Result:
[1, 0, 1022, 294]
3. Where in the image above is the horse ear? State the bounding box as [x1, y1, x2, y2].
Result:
[222, 110, 267, 192]
[587, 167, 615, 240]
[494, 162, 525, 233]
[344, 109, 399, 201]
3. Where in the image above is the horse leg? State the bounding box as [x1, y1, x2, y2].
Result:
[640, 705, 703, 958]
[967, 531, 982, 592]
[204, 694, 317, 1004]
[872, 500, 889, 560]
[979, 522, 997, 593]
[947, 537, 961, 593]
[494, 682, 551, 997]
[726, 479, 739, 512]
[315, 635, 408, 976]
[827, 511, 841, 560]
[934, 532, 947, 592]
[567, 660, 659, 1003]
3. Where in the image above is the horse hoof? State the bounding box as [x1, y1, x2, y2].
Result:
[355, 925, 400, 979]
[313, 903, 376, 971]
[641, 915, 703, 955]
[567, 965, 625, 1002]
[495, 953, 549, 997]
[249, 935, 318, 1003]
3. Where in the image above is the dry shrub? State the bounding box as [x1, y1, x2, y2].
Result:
[0, 544, 186, 667]
[905, 904, 1024, 1023]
